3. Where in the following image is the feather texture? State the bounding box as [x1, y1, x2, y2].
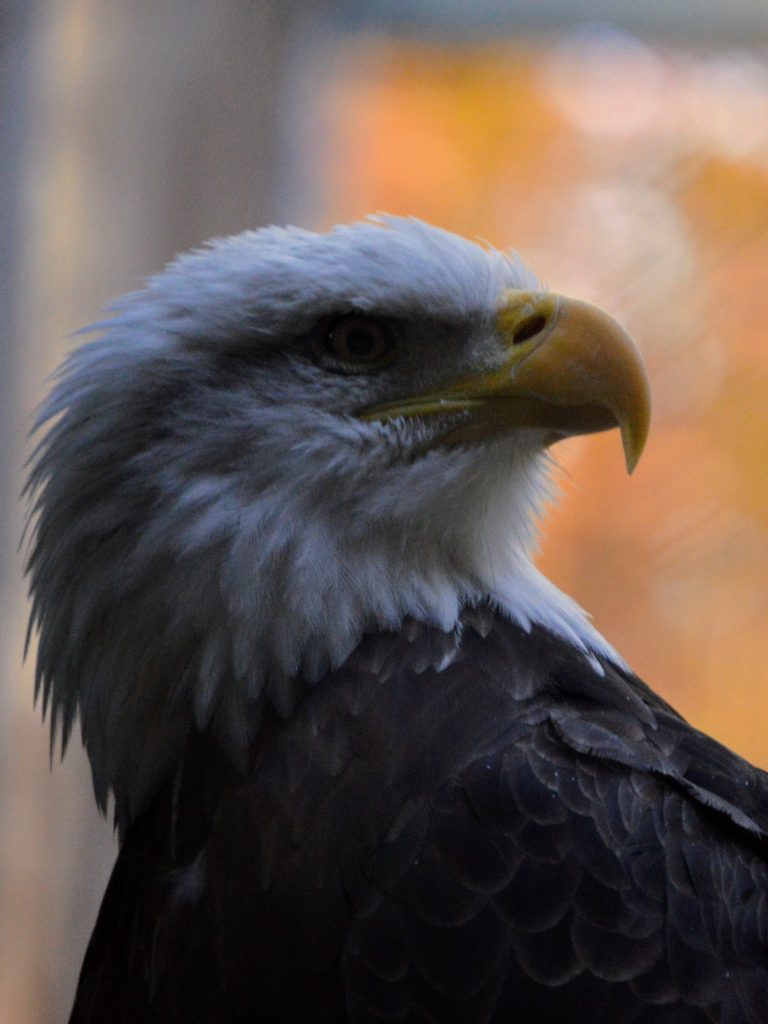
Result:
[69, 611, 768, 1023]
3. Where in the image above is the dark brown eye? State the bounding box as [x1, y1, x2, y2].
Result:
[312, 316, 395, 372]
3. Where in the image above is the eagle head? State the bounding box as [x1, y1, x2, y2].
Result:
[26, 216, 650, 823]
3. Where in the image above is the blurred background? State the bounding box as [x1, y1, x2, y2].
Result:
[1, 1, 767, 1020]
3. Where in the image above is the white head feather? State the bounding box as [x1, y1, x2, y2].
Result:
[26, 216, 620, 823]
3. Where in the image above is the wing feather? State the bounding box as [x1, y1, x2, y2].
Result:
[70, 610, 768, 1023]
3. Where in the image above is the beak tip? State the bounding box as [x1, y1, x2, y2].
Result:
[620, 418, 650, 475]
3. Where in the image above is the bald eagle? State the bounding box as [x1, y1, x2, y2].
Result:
[27, 217, 767, 1023]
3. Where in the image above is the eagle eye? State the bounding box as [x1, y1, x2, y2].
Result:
[312, 316, 396, 373]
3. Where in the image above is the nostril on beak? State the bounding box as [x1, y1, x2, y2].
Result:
[512, 313, 548, 345]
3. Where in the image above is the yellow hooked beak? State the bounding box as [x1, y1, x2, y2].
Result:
[359, 289, 651, 473]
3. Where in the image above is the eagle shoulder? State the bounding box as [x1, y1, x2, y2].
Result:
[70, 610, 768, 1022]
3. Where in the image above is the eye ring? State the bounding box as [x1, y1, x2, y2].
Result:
[311, 316, 396, 373]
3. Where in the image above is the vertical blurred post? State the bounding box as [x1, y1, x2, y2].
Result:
[0, 1, 32, 614]
[0, 5, 45, 1023]
[0, 1, 317, 1020]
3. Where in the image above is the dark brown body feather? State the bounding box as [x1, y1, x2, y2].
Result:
[70, 609, 768, 1022]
